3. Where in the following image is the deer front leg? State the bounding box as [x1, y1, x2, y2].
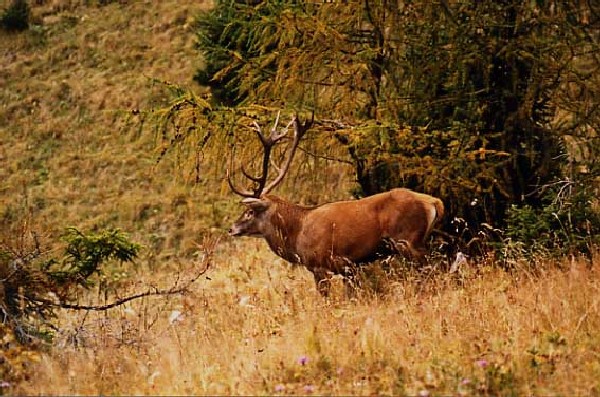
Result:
[311, 267, 333, 297]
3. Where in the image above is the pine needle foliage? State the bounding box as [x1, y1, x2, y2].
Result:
[188, 0, 600, 254]
[0, 0, 30, 32]
[43, 227, 140, 290]
[0, 224, 140, 345]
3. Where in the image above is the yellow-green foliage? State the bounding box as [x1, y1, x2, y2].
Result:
[194, 1, 599, 252]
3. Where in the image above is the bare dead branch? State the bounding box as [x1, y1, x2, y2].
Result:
[30, 236, 219, 312]
[296, 145, 354, 166]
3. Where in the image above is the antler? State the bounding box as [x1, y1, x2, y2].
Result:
[227, 111, 313, 198]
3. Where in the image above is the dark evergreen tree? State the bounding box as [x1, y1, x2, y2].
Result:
[1, 0, 30, 32]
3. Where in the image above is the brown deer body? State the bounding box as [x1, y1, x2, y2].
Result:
[229, 190, 444, 295]
[226, 113, 444, 295]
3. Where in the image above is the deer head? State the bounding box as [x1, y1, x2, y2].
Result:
[228, 197, 271, 237]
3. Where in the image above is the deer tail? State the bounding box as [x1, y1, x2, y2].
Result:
[433, 198, 444, 224]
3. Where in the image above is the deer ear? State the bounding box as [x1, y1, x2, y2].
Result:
[241, 197, 270, 213]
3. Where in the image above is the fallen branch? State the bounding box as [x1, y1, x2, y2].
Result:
[31, 236, 217, 312]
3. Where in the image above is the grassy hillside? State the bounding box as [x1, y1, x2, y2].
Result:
[1, 1, 599, 395]
[1, 0, 218, 258]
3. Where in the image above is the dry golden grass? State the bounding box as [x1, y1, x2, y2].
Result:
[2, 1, 600, 396]
[13, 242, 600, 396]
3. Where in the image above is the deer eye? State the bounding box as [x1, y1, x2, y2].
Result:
[247, 209, 254, 217]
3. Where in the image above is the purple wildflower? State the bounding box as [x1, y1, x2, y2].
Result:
[274, 384, 285, 393]
[476, 359, 489, 368]
[297, 355, 309, 366]
[303, 384, 315, 394]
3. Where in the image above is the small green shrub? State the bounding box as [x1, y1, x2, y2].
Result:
[43, 227, 140, 290]
[505, 179, 600, 257]
[0, 226, 140, 345]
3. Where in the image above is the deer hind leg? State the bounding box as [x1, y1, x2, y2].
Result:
[389, 239, 427, 266]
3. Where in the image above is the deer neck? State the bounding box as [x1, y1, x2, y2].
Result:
[262, 198, 309, 263]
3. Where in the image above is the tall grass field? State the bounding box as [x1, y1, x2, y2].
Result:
[1, 1, 599, 395]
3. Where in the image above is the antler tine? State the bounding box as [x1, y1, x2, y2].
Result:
[251, 120, 270, 147]
[241, 164, 263, 183]
[262, 113, 310, 195]
[245, 111, 289, 197]
[251, 120, 262, 133]
[270, 110, 281, 134]
[243, 115, 281, 198]
[226, 168, 255, 198]
[226, 144, 255, 197]
[269, 110, 288, 142]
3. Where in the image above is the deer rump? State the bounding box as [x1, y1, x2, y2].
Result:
[230, 188, 444, 294]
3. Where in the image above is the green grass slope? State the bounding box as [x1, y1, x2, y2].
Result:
[1, 0, 230, 260]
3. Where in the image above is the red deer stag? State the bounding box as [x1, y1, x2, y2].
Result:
[227, 113, 444, 295]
